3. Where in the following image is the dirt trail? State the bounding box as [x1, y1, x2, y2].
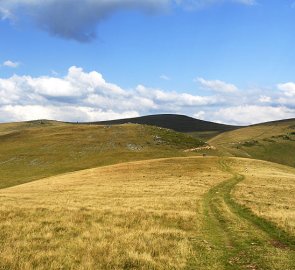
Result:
[187, 158, 295, 270]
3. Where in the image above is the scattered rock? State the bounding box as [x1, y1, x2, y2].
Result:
[153, 135, 163, 144]
[126, 144, 143, 151]
[184, 145, 216, 152]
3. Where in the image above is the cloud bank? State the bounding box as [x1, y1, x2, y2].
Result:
[0, 0, 256, 42]
[0, 66, 295, 125]
[0, 66, 219, 122]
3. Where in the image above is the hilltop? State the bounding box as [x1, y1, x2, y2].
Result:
[89, 114, 239, 133]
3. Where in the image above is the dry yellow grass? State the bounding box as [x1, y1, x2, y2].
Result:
[231, 158, 295, 236]
[0, 157, 230, 269]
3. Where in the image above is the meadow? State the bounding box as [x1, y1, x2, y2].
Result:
[0, 119, 295, 269]
[0, 121, 204, 189]
[0, 156, 294, 269]
[0, 157, 229, 269]
[232, 158, 295, 236]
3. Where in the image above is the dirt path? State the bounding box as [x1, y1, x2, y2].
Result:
[187, 158, 295, 270]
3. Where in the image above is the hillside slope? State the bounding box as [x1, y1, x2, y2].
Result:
[210, 118, 295, 167]
[90, 114, 239, 133]
[0, 157, 294, 269]
[0, 120, 205, 189]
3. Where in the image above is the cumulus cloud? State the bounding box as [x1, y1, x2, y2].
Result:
[0, 66, 218, 122]
[0, 105, 139, 123]
[278, 82, 295, 97]
[0, 0, 256, 42]
[197, 77, 238, 93]
[193, 110, 205, 120]
[2, 60, 19, 68]
[135, 84, 218, 112]
[209, 105, 295, 126]
[1, 66, 295, 125]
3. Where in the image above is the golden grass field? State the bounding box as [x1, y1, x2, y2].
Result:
[0, 157, 230, 269]
[0, 156, 294, 269]
[1, 120, 295, 269]
[232, 158, 295, 236]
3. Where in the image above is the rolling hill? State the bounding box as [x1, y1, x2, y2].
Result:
[89, 114, 239, 133]
[0, 120, 205, 189]
[0, 116, 295, 269]
[2, 115, 295, 191]
[210, 118, 295, 167]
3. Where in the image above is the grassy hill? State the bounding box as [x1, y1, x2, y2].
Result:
[210, 118, 295, 167]
[0, 120, 205, 189]
[90, 114, 239, 134]
[0, 157, 294, 269]
[0, 117, 295, 269]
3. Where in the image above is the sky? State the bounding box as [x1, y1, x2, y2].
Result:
[1, 0, 295, 125]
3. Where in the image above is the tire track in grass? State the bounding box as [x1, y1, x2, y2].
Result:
[187, 158, 295, 270]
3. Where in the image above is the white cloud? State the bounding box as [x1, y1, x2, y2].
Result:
[0, 77, 22, 104]
[277, 82, 295, 97]
[0, 105, 139, 123]
[3, 60, 20, 68]
[0, 66, 128, 100]
[1, 66, 295, 125]
[30, 77, 76, 98]
[210, 105, 295, 125]
[65, 66, 127, 96]
[136, 84, 217, 108]
[193, 111, 205, 120]
[0, 66, 218, 122]
[259, 95, 271, 103]
[0, 0, 257, 42]
[197, 77, 238, 93]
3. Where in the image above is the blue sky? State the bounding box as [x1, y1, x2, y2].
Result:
[1, 0, 295, 125]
